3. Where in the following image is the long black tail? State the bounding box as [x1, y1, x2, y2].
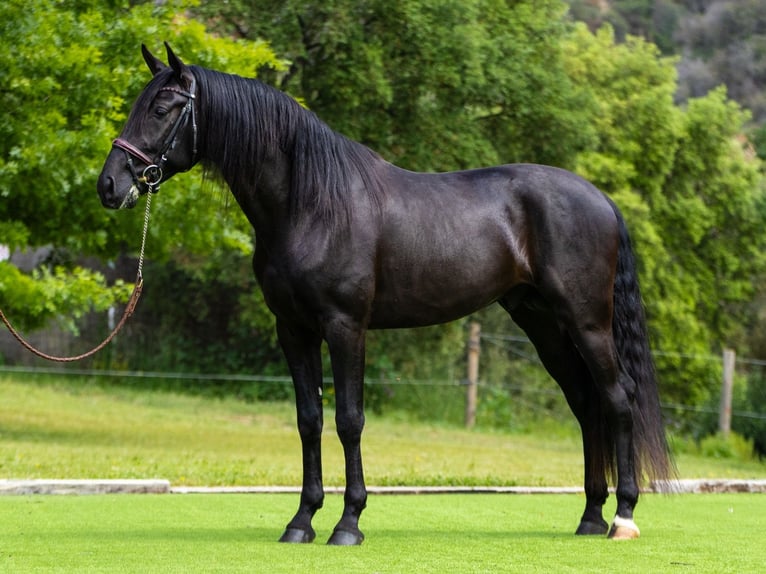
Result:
[609, 205, 673, 484]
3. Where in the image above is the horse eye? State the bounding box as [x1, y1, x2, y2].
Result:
[153, 107, 168, 118]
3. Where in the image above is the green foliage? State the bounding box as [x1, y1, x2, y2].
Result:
[699, 432, 755, 461]
[96, 252, 285, 392]
[0, 262, 131, 333]
[674, 0, 766, 123]
[3, 0, 766, 446]
[0, 0, 284, 329]
[0, 222, 30, 252]
[563, 24, 766, 411]
[664, 89, 764, 329]
[197, 0, 595, 171]
[566, 0, 684, 54]
[362, 322, 465, 418]
[567, 1, 766, 128]
[734, 368, 766, 457]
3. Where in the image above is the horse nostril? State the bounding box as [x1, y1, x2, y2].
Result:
[97, 174, 117, 207]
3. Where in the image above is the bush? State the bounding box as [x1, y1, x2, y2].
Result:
[699, 432, 755, 461]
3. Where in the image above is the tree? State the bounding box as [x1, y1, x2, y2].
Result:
[196, 0, 596, 171]
[675, 0, 766, 123]
[564, 24, 766, 408]
[195, 1, 766, 417]
[190, 0, 601, 390]
[0, 0, 283, 332]
[566, 1, 766, 154]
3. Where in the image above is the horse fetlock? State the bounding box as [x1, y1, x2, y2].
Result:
[608, 515, 640, 540]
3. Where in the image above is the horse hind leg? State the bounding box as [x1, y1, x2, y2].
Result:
[505, 301, 609, 536]
[572, 328, 642, 540]
[517, 252, 644, 538]
[531, 315, 641, 539]
[574, 399, 612, 536]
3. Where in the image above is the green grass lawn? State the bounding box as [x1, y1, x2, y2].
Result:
[1, 374, 765, 573]
[1, 493, 764, 573]
[1, 375, 763, 486]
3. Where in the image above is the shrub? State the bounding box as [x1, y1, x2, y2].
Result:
[699, 432, 754, 461]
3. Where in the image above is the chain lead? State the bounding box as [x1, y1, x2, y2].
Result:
[137, 184, 153, 281]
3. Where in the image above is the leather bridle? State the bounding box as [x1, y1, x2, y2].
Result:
[112, 76, 197, 193]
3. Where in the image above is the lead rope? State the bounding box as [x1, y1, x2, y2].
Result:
[0, 191, 153, 362]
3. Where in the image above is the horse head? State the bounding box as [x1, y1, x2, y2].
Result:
[97, 43, 198, 209]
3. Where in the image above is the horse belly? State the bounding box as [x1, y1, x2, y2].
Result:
[366, 166, 536, 329]
[368, 247, 521, 329]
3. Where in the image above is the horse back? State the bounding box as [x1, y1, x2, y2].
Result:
[368, 163, 619, 328]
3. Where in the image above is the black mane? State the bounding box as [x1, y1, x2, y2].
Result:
[190, 66, 384, 223]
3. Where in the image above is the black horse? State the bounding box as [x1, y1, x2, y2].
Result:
[98, 44, 672, 545]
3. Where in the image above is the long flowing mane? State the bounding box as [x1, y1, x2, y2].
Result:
[189, 66, 384, 223]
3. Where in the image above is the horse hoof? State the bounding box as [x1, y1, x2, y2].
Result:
[608, 516, 640, 540]
[327, 528, 364, 546]
[575, 519, 609, 536]
[279, 527, 315, 543]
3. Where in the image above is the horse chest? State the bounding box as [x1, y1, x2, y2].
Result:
[257, 249, 375, 326]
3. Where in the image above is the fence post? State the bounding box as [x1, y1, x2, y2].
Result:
[465, 321, 480, 428]
[719, 348, 735, 437]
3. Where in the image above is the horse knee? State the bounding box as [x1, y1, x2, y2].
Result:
[336, 410, 365, 445]
[297, 410, 323, 441]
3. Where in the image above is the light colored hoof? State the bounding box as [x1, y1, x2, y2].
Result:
[608, 515, 640, 540]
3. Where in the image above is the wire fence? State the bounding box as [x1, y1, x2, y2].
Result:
[480, 332, 766, 424]
[1, 330, 765, 425]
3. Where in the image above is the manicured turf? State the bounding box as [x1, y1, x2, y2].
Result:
[2, 374, 765, 572]
[1, 493, 764, 573]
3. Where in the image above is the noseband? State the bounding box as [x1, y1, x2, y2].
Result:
[112, 76, 197, 193]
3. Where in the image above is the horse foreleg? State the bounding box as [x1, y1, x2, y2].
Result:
[276, 321, 325, 544]
[324, 317, 368, 546]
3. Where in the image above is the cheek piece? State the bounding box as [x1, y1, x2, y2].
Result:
[112, 77, 197, 194]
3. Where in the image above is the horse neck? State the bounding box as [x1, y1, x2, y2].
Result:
[196, 72, 294, 230]
[237, 156, 293, 238]
[195, 68, 383, 240]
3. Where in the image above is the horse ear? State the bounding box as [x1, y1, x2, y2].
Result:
[164, 42, 194, 89]
[142, 44, 167, 76]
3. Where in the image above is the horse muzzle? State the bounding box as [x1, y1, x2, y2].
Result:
[97, 171, 141, 210]
[119, 185, 142, 209]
